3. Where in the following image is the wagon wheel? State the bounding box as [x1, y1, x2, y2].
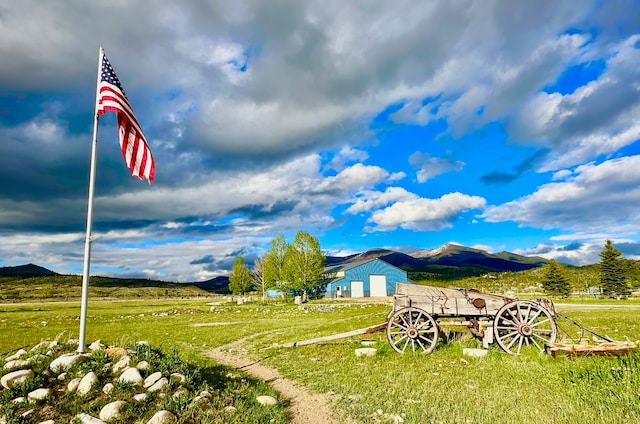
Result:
[493, 300, 557, 354]
[386, 307, 439, 354]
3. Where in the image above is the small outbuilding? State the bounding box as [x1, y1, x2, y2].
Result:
[323, 258, 412, 298]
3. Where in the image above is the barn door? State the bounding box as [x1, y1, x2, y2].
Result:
[351, 280, 364, 297]
[370, 275, 388, 297]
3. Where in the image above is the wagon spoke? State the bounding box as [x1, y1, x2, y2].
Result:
[530, 318, 551, 328]
[526, 309, 542, 324]
[516, 335, 524, 354]
[398, 337, 411, 353]
[505, 334, 520, 350]
[530, 336, 544, 352]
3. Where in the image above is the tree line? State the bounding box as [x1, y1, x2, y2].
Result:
[542, 240, 633, 298]
[228, 231, 326, 301]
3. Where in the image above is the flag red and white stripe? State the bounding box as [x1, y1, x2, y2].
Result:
[96, 52, 155, 182]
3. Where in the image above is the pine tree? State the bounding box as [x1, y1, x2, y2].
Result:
[541, 259, 571, 297]
[599, 240, 630, 299]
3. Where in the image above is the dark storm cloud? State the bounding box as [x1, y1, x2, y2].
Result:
[481, 149, 550, 185]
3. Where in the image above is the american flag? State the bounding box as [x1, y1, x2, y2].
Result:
[96, 52, 155, 182]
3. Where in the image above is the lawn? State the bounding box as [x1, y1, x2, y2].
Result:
[1, 297, 639, 423]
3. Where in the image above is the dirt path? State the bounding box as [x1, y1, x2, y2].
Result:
[204, 343, 354, 424]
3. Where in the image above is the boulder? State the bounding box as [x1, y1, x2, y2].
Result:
[50, 353, 86, 374]
[354, 347, 377, 357]
[74, 413, 106, 424]
[5, 348, 27, 362]
[119, 367, 143, 385]
[133, 393, 148, 402]
[77, 372, 99, 396]
[256, 395, 278, 406]
[1, 369, 35, 389]
[27, 388, 50, 402]
[169, 373, 186, 384]
[99, 400, 126, 421]
[147, 377, 169, 392]
[102, 383, 114, 394]
[112, 355, 131, 374]
[147, 410, 177, 424]
[136, 360, 150, 370]
[88, 340, 105, 351]
[4, 359, 29, 371]
[144, 371, 163, 388]
[462, 348, 488, 358]
[105, 347, 128, 358]
[68, 377, 81, 392]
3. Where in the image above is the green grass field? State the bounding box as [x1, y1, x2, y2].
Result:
[1, 297, 639, 423]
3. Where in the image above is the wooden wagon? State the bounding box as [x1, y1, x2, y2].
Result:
[387, 283, 558, 355]
[285, 283, 630, 356]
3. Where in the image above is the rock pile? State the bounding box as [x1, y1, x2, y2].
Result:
[0, 339, 280, 423]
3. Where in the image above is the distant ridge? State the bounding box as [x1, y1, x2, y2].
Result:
[0, 263, 58, 277]
[191, 276, 231, 294]
[326, 243, 547, 273]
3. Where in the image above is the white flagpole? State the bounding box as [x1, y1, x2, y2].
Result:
[78, 47, 104, 353]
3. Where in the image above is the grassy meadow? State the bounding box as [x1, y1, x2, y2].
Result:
[1, 292, 639, 423]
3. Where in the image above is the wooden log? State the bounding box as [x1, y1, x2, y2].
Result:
[282, 322, 387, 348]
[545, 341, 637, 357]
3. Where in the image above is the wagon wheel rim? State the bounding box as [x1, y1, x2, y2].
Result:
[386, 307, 439, 354]
[493, 300, 557, 355]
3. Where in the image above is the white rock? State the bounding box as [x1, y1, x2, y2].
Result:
[68, 377, 82, 392]
[99, 400, 126, 421]
[144, 371, 163, 388]
[74, 413, 106, 424]
[172, 387, 189, 398]
[1, 369, 34, 389]
[38, 421, 55, 424]
[20, 408, 35, 418]
[119, 367, 143, 385]
[224, 405, 237, 412]
[50, 353, 86, 373]
[58, 372, 67, 381]
[136, 360, 150, 370]
[136, 340, 150, 346]
[112, 355, 131, 374]
[256, 395, 278, 406]
[147, 410, 177, 424]
[462, 348, 488, 358]
[89, 340, 105, 351]
[147, 377, 169, 392]
[11, 396, 25, 404]
[5, 349, 27, 362]
[4, 359, 29, 371]
[133, 393, 148, 402]
[355, 347, 377, 357]
[169, 373, 186, 384]
[27, 388, 50, 402]
[77, 372, 99, 396]
[103, 382, 115, 394]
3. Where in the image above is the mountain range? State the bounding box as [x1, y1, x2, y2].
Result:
[326, 243, 547, 272]
[0, 244, 547, 289]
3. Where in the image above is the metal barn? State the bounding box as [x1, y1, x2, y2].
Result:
[323, 258, 412, 298]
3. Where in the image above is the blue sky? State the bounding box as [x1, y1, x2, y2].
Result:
[1, 1, 640, 282]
